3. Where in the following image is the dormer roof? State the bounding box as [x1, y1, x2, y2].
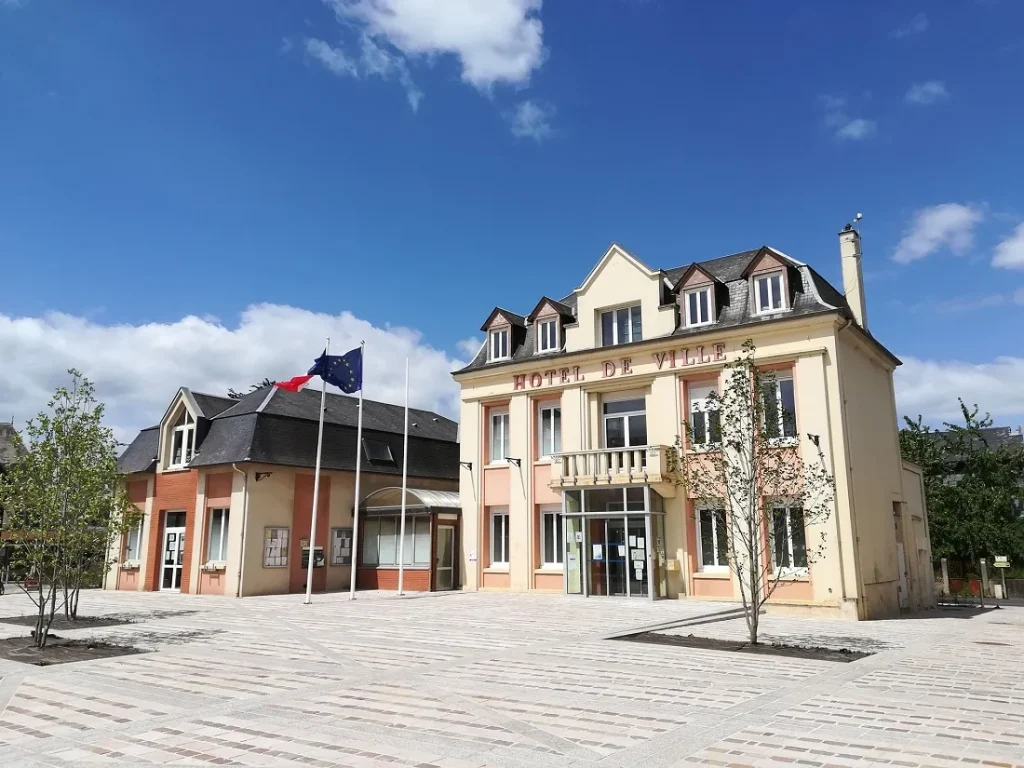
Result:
[526, 296, 575, 323]
[480, 307, 527, 333]
[672, 263, 724, 292]
[740, 246, 801, 278]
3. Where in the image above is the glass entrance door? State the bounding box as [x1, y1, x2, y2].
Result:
[435, 525, 455, 591]
[606, 518, 628, 596]
[627, 517, 648, 597]
[161, 511, 186, 591]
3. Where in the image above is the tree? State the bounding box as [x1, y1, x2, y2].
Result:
[0, 371, 140, 647]
[900, 401, 1024, 571]
[672, 340, 835, 644]
[227, 378, 274, 399]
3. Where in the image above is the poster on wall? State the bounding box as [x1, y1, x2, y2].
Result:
[592, 544, 603, 561]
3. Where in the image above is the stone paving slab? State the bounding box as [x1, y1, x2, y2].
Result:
[0, 589, 1022, 767]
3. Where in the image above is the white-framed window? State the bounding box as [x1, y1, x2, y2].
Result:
[540, 505, 563, 567]
[490, 408, 510, 463]
[538, 404, 561, 458]
[169, 408, 196, 468]
[603, 397, 648, 448]
[207, 508, 230, 562]
[490, 507, 509, 567]
[697, 507, 728, 572]
[537, 318, 559, 353]
[263, 527, 289, 567]
[600, 305, 642, 346]
[683, 286, 713, 327]
[688, 383, 721, 449]
[331, 527, 353, 565]
[124, 520, 143, 562]
[359, 516, 430, 566]
[489, 327, 510, 361]
[753, 271, 786, 314]
[771, 504, 808, 573]
[761, 374, 797, 440]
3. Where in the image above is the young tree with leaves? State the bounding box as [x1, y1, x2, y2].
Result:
[672, 340, 835, 645]
[0, 371, 140, 647]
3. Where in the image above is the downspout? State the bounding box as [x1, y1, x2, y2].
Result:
[834, 318, 866, 618]
[232, 463, 249, 598]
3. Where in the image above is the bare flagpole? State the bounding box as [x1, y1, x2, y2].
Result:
[304, 337, 329, 605]
[397, 357, 410, 596]
[348, 340, 366, 600]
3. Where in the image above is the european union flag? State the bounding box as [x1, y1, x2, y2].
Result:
[309, 347, 363, 393]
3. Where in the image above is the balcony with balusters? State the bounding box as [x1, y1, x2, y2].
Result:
[548, 444, 676, 493]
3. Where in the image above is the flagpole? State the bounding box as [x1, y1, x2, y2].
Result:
[348, 340, 365, 600]
[397, 357, 410, 596]
[304, 337, 329, 605]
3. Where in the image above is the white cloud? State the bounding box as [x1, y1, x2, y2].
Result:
[895, 355, 1024, 426]
[892, 203, 984, 264]
[891, 13, 928, 38]
[820, 95, 876, 141]
[323, 0, 545, 90]
[933, 294, 1007, 314]
[456, 337, 484, 359]
[305, 37, 358, 77]
[905, 80, 949, 106]
[0, 305, 467, 444]
[993, 222, 1024, 270]
[508, 99, 554, 141]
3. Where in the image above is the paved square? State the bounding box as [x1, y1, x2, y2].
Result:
[1, 590, 1022, 768]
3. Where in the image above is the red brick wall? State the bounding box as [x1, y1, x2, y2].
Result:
[357, 567, 430, 591]
[289, 474, 331, 593]
[144, 470, 198, 592]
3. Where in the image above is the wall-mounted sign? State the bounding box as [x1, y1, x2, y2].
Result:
[512, 344, 727, 390]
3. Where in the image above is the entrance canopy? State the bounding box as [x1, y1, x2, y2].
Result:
[360, 487, 461, 516]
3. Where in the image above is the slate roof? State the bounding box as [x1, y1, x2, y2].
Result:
[927, 426, 1024, 453]
[457, 245, 868, 374]
[117, 387, 459, 482]
[191, 392, 238, 419]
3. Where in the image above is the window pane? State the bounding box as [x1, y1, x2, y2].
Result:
[628, 414, 648, 447]
[172, 431, 183, 465]
[541, 409, 553, 455]
[631, 306, 642, 341]
[709, 410, 722, 443]
[699, 289, 709, 322]
[601, 311, 614, 346]
[699, 510, 715, 566]
[692, 411, 707, 445]
[492, 512, 507, 564]
[604, 398, 645, 415]
[543, 513, 555, 563]
[790, 508, 807, 568]
[687, 292, 698, 325]
[770, 275, 783, 309]
[378, 517, 397, 566]
[414, 518, 431, 564]
[552, 408, 561, 453]
[762, 382, 780, 438]
[616, 307, 629, 344]
[402, 518, 415, 565]
[361, 518, 379, 565]
[773, 509, 789, 568]
[715, 510, 728, 566]
[758, 277, 770, 311]
[626, 487, 645, 511]
[605, 416, 625, 448]
[779, 378, 796, 438]
[555, 514, 564, 563]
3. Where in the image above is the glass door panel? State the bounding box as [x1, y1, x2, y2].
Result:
[435, 525, 455, 591]
[627, 516, 648, 597]
[607, 518, 627, 596]
[587, 518, 607, 596]
[565, 517, 582, 595]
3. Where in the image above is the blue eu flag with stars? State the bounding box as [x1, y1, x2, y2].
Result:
[309, 347, 363, 393]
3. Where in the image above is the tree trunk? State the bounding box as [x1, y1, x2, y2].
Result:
[33, 582, 46, 649]
[70, 585, 81, 619]
[63, 583, 71, 620]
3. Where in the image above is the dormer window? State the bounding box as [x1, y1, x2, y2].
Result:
[600, 305, 642, 347]
[683, 286, 714, 327]
[169, 409, 195, 469]
[489, 328, 510, 361]
[537, 318, 559, 353]
[754, 271, 786, 314]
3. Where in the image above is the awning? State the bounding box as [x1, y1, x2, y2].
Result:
[360, 487, 461, 515]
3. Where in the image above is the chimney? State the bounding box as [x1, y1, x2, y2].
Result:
[839, 224, 867, 330]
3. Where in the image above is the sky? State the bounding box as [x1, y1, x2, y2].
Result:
[1, 0, 1023, 442]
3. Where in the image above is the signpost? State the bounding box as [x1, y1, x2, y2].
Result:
[994, 556, 1009, 600]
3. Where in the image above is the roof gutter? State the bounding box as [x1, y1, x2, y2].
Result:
[232, 463, 249, 598]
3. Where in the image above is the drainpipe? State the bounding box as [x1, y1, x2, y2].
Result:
[232, 463, 249, 598]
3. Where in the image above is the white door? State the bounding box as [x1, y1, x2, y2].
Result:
[161, 511, 187, 591]
[896, 542, 909, 610]
[435, 526, 455, 591]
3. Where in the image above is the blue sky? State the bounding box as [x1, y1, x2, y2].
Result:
[1, 0, 1023, 435]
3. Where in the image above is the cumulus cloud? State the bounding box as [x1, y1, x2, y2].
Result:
[905, 81, 949, 106]
[456, 337, 484, 359]
[993, 222, 1024, 270]
[895, 355, 1024, 426]
[892, 203, 984, 264]
[305, 37, 358, 77]
[322, 0, 545, 89]
[0, 305, 467, 444]
[820, 95, 876, 141]
[507, 99, 555, 141]
[305, 34, 423, 110]
[891, 13, 929, 38]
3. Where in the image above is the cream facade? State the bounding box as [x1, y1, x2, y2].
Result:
[453, 229, 936, 619]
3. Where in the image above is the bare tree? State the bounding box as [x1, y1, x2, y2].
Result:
[672, 340, 835, 644]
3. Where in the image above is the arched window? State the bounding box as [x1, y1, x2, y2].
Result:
[169, 408, 195, 468]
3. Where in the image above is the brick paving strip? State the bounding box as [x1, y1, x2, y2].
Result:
[0, 590, 1021, 767]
